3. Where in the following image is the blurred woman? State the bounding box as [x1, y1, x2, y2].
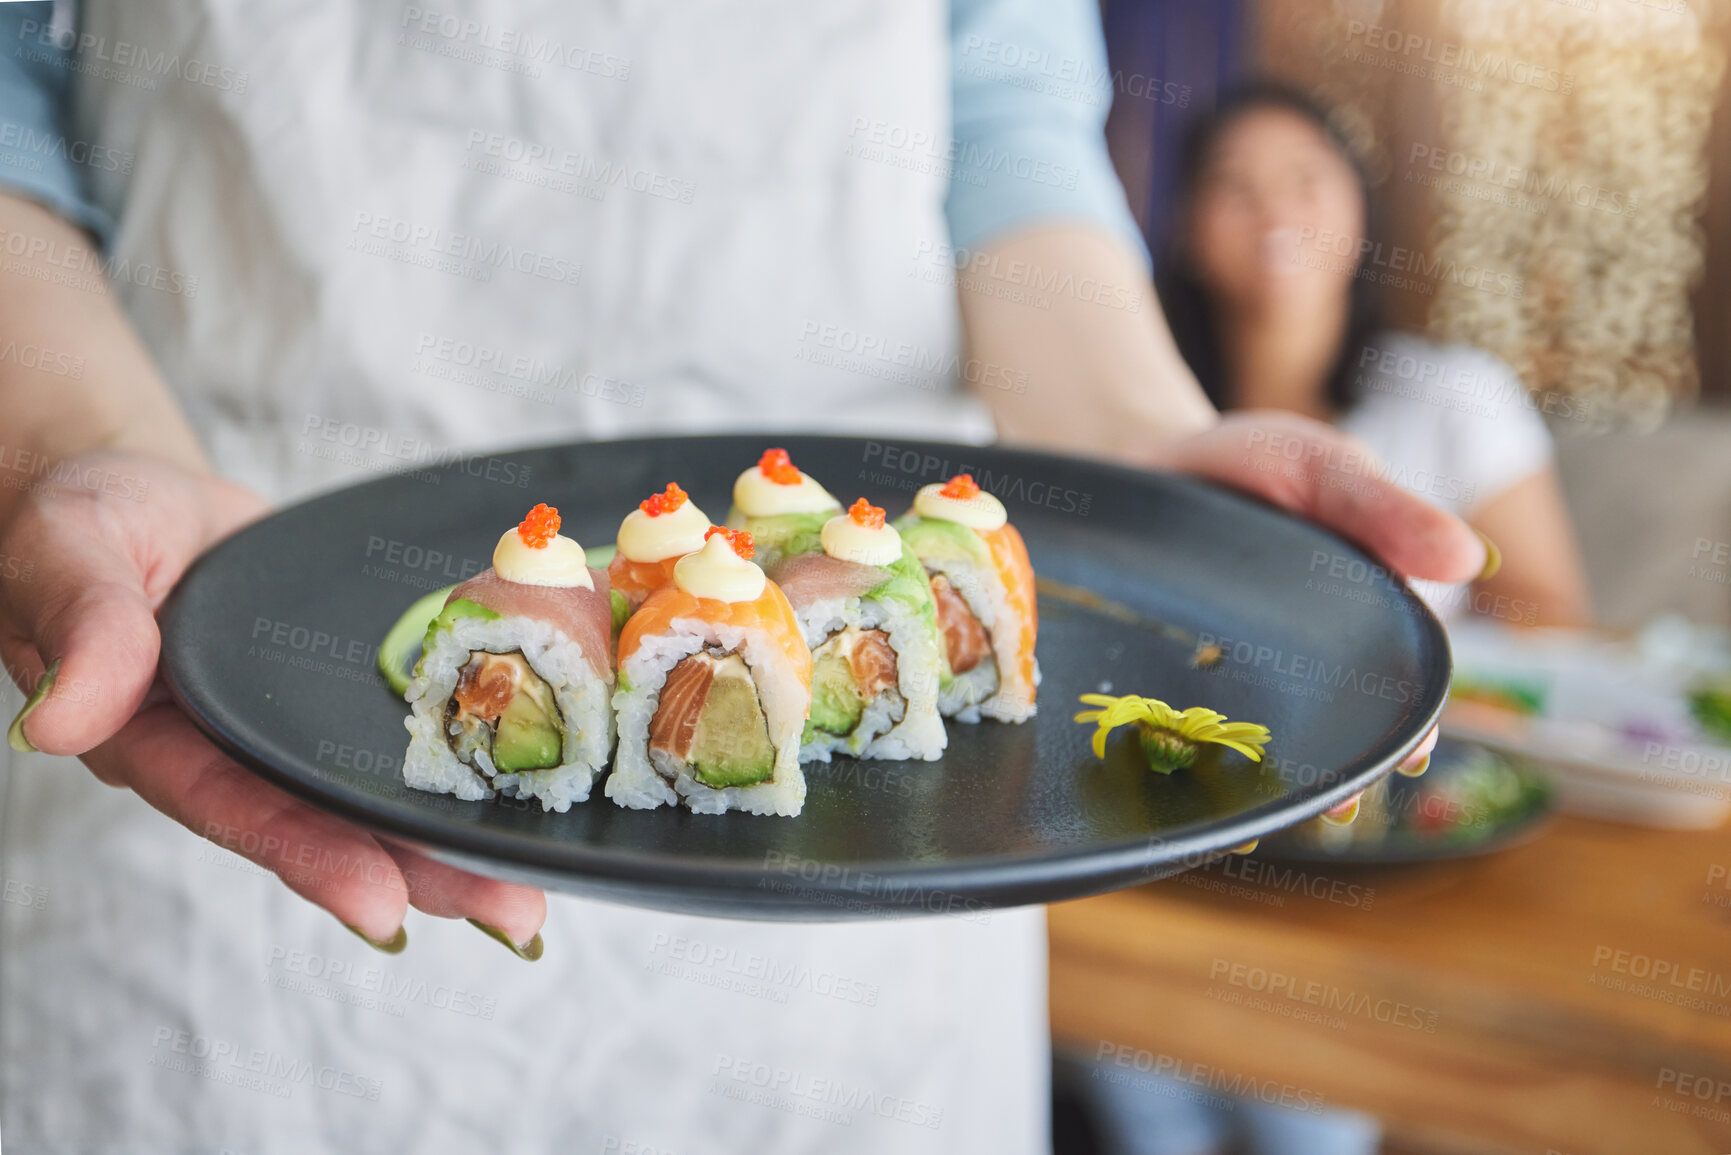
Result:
[1075, 81, 1592, 1155]
[1159, 82, 1590, 629]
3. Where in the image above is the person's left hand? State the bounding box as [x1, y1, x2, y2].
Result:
[0, 453, 548, 957]
[1146, 410, 1479, 824]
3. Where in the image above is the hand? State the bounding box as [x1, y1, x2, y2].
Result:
[1146, 409, 1489, 585]
[1148, 411, 1476, 818]
[0, 452, 547, 956]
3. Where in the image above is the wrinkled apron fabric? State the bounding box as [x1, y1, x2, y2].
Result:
[0, 2, 1040, 1151]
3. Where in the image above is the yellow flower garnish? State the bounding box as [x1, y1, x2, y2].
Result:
[1074, 693, 1271, 774]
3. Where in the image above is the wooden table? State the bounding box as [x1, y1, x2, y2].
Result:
[1048, 815, 1731, 1154]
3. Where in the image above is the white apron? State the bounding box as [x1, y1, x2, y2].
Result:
[0, 2, 1044, 1151]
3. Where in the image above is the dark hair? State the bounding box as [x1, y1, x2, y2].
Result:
[1156, 81, 1385, 414]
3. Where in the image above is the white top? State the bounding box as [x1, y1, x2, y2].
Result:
[1336, 330, 1554, 620]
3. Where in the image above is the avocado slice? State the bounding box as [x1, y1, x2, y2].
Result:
[422, 597, 501, 657]
[892, 514, 992, 569]
[377, 584, 460, 695]
[489, 658, 565, 772]
[733, 509, 834, 566]
[809, 643, 863, 736]
[688, 655, 777, 788]
[493, 687, 564, 772]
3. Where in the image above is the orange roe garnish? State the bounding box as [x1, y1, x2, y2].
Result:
[639, 482, 689, 517]
[757, 447, 802, 486]
[705, 525, 756, 561]
[939, 474, 982, 501]
[517, 503, 561, 549]
[847, 498, 886, 529]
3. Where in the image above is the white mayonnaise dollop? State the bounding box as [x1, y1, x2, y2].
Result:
[618, 499, 712, 563]
[733, 466, 840, 518]
[674, 533, 766, 603]
[912, 482, 1007, 531]
[494, 528, 594, 589]
[821, 513, 902, 567]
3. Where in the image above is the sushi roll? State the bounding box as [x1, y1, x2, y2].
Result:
[724, 447, 842, 572]
[402, 503, 616, 812]
[772, 498, 947, 763]
[608, 527, 813, 816]
[895, 474, 1039, 723]
[607, 482, 712, 613]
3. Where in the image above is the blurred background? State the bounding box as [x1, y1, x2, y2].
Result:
[1101, 0, 1731, 626]
[1052, 1, 1731, 1153]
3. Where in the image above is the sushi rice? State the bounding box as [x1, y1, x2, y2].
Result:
[609, 618, 808, 816]
[404, 615, 614, 812]
[796, 592, 946, 762]
[925, 555, 1040, 724]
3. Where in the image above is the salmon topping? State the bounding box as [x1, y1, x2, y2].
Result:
[452, 652, 528, 722]
[608, 554, 681, 607]
[849, 629, 900, 699]
[931, 574, 991, 674]
[649, 654, 713, 761]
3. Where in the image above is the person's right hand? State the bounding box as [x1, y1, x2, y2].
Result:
[1147, 410, 1467, 827]
[0, 452, 548, 957]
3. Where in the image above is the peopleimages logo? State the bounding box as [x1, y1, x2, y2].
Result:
[0, 225, 199, 298]
[265, 945, 498, 1021]
[148, 1028, 382, 1101]
[0, 122, 133, 174]
[1343, 21, 1573, 94]
[711, 1055, 944, 1130]
[1405, 143, 1638, 217]
[399, 6, 631, 80]
[298, 415, 535, 487]
[648, 932, 881, 1007]
[795, 320, 1028, 395]
[462, 130, 696, 204]
[1208, 958, 1437, 1031]
[1294, 225, 1524, 300]
[1092, 1042, 1326, 1114]
[347, 211, 582, 287]
[860, 440, 1092, 516]
[16, 19, 250, 93]
[1195, 630, 1418, 706]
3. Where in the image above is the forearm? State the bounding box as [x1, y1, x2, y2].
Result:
[0, 193, 205, 521]
[956, 223, 1217, 462]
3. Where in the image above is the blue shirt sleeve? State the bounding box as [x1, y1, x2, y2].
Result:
[0, 1, 112, 243]
[946, 0, 1146, 264]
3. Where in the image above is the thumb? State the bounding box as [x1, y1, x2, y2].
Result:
[1, 461, 263, 756]
[1, 493, 161, 755]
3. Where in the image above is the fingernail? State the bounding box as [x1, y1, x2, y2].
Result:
[1476, 532, 1502, 582]
[345, 923, 408, 955]
[7, 659, 60, 753]
[468, 918, 544, 961]
[1320, 797, 1361, 826]
[1228, 838, 1259, 855]
[1397, 753, 1432, 778]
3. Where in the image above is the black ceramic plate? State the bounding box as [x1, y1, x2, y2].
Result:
[160, 434, 1451, 921]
